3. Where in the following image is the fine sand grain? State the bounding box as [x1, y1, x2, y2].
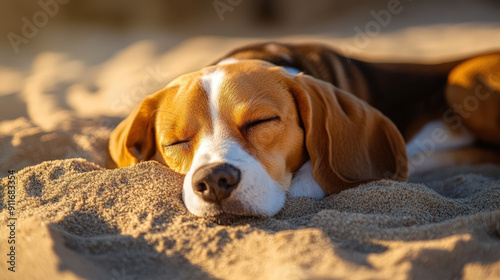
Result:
[1, 119, 500, 279]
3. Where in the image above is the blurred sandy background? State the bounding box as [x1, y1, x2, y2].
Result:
[1, 1, 500, 280]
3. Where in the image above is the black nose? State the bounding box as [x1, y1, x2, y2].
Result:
[192, 163, 241, 203]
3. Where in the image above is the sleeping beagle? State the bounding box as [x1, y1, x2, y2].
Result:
[107, 42, 500, 217]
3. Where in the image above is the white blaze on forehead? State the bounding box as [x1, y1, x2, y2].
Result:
[200, 70, 226, 130]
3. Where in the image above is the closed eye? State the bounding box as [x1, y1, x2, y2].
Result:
[243, 116, 280, 133]
[164, 139, 191, 149]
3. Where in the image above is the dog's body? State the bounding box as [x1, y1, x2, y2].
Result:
[107, 42, 500, 217]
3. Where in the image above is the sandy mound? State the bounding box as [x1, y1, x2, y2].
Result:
[1, 118, 500, 279]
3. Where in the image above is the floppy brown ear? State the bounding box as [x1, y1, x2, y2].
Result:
[288, 73, 409, 194]
[107, 94, 161, 168]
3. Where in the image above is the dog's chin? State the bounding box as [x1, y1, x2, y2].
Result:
[201, 199, 280, 225]
[197, 199, 282, 218]
[221, 199, 277, 217]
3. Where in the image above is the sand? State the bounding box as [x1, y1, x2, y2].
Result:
[1, 118, 500, 279]
[2, 1, 500, 278]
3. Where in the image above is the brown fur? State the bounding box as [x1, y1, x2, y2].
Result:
[108, 60, 408, 194]
[108, 42, 500, 195]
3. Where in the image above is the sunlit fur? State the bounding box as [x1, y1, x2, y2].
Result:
[108, 59, 409, 217]
[158, 62, 309, 216]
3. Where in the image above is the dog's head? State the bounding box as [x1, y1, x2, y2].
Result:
[108, 60, 408, 217]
